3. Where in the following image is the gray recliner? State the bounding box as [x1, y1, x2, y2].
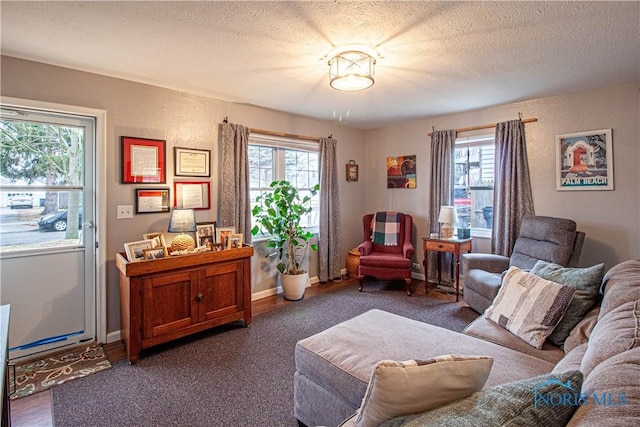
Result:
[461, 215, 585, 313]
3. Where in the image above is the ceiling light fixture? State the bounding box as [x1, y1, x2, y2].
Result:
[328, 50, 376, 91]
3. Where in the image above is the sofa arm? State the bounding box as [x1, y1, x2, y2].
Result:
[461, 253, 510, 274]
[358, 241, 372, 256]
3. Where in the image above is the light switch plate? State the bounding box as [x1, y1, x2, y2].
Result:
[117, 205, 133, 219]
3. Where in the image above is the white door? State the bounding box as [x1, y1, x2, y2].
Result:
[0, 107, 96, 360]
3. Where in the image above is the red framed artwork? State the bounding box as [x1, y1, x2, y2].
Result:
[173, 181, 211, 210]
[121, 136, 166, 184]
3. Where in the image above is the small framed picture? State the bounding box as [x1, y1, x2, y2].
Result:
[346, 160, 359, 182]
[196, 221, 217, 249]
[124, 239, 154, 262]
[174, 147, 211, 177]
[143, 247, 167, 261]
[216, 226, 235, 248]
[227, 233, 243, 249]
[210, 243, 224, 252]
[142, 232, 169, 256]
[135, 188, 170, 214]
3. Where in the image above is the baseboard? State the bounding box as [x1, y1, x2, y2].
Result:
[412, 271, 426, 281]
[106, 330, 121, 344]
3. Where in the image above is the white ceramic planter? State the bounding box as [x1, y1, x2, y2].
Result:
[280, 271, 309, 301]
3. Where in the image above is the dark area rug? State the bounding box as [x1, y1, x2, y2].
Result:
[52, 280, 478, 426]
[10, 344, 111, 400]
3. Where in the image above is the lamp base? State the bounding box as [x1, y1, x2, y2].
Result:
[171, 233, 195, 252]
[440, 223, 454, 239]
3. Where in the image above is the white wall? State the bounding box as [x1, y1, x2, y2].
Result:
[365, 83, 640, 271]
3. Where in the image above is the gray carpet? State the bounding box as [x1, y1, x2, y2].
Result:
[52, 280, 478, 426]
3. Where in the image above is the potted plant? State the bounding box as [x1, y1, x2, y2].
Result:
[251, 180, 320, 300]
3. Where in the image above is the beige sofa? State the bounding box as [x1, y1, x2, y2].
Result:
[293, 259, 640, 426]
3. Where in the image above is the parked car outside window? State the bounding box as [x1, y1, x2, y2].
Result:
[9, 195, 34, 209]
[38, 210, 82, 232]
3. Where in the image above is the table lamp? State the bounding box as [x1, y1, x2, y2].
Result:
[438, 206, 458, 239]
[168, 208, 197, 252]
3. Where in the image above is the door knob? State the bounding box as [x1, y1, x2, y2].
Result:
[195, 293, 204, 302]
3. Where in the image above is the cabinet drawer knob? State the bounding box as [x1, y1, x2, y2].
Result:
[195, 293, 204, 302]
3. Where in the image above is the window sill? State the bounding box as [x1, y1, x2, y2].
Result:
[470, 228, 491, 239]
[251, 226, 319, 243]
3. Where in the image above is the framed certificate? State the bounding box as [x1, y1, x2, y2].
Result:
[173, 181, 211, 210]
[121, 136, 166, 183]
[135, 188, 170, 214]
[174, 147, 211, 177]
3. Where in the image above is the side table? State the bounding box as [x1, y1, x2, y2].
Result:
[422, 237, 473, 301]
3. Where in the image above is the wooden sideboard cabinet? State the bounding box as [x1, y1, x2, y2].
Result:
[116, 246, 253, 363]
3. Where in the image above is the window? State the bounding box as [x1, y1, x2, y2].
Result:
[454, 135, 495, 233]
[248, 135, 320, 233]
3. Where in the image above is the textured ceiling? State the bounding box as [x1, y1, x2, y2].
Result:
[1, 1, 639, 130]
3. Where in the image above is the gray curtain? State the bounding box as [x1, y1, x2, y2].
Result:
[491, 119, 535, 256]
[428, 130, 457, 284]
[220, 121, 252, 243]
[318, 137, 342, 282]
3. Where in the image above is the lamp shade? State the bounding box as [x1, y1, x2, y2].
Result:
[328, 50, 375, 91]
[168, 208, 197, 233]
[438, 206, 458, 225]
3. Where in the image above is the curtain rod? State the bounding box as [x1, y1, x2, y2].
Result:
[249, 127, 320, 142]
[427, 118, 537, 137]
[222, 117, 322, 142]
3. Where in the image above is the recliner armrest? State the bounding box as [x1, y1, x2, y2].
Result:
[461, 253, 510, 274]
[358, 241, 372, 256]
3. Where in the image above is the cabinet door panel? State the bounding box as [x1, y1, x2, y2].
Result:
[200, 261, 244, 321]
[143, 271, 198, 338]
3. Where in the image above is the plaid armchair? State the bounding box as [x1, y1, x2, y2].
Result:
[357, 212, 414, 295]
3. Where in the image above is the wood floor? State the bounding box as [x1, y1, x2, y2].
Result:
[10, 277, 461, 426]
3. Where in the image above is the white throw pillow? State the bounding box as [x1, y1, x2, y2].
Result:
[354, 355, 493, 427]
[485, 266, 575, 349]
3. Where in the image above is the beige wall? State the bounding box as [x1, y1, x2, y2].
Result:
[365, 83, 640, 270]
[1, 56, 367, 334]
[2, 56, 639, 337]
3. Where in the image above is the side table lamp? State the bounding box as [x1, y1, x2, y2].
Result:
[438, 206, 458, 239]
[168, 208, 197, 252]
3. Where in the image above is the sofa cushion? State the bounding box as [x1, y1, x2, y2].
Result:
[378, 370, 583, 427]
[485, 267, 575, 349]
[553, 342, 588, 374]
[295, 309, 555, 412]
[530, 261, 604, 347]
[599, 259, 640, 319]
[581, 299, 640, 377]
[354, 355, 493, 427]
[464, 316, 564, 364]
[568, 346, 640, 426]
[564, 306, 600, 353]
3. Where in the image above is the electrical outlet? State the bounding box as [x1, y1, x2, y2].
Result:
[412, 262, 421, 270]
[117, 205, 133, 219]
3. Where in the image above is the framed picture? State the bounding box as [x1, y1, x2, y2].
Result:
[556, 129, 613, 191]
[387, 155, 417, 188]
[346, 160, 359, 182]
[121, 136, 166, 184]
[143, 247, 167, 261]
[228, 233, 243, 249]
[142, 232, 169, 256]
[174, 181, 211, 210]
[174, 147, 211, 177]
[135, 188, 170, 213]
[124, 239, 154, 262]
[196, 221, 217, 249]
[216, 226, 235, 248]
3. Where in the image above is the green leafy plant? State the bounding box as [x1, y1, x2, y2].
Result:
[251, 180, 320, 275]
